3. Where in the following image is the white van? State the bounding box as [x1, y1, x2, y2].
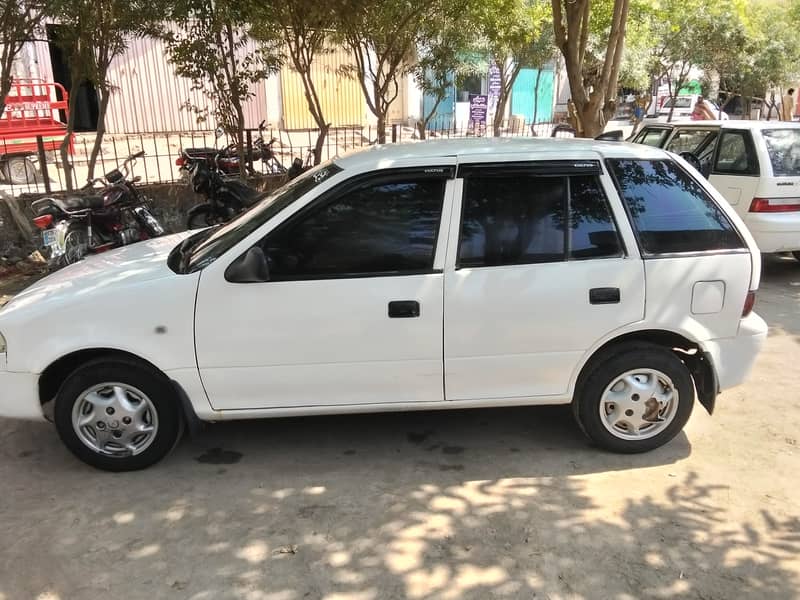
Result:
[0, 139, 768, 470]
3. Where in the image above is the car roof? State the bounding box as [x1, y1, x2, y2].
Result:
[646, 119, 800, 131]
[334, 137, 668, 170]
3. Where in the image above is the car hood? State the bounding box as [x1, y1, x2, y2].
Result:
[0, 232, 192, 316]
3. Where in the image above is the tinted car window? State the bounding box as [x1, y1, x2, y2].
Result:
[569, 176, 623, 259]
[262, 177, 445, 279]
[459, 176, 565, 267]
[608, 159, 745, 254]
[666, 129, 717, 155]
[458, 174, 622, 267]
[636, 128, 669, 147]
[762, 128, 800, 176]
[714, 131, 759, 175]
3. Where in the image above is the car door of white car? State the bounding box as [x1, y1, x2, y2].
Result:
[707, 129, 761, 215]
[443, 157, 646, 401]
[193, 165, 455, 410]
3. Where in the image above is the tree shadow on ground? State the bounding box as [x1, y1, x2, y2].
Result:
[2, 404, 799, 599]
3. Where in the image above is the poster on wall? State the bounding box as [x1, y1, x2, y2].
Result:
[488, 62, 501, 119]
[470, 94, 488, 135]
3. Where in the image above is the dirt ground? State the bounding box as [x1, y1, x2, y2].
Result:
[0, 256, 798, 600]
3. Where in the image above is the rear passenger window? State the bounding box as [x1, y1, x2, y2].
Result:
[608, 159, 745, 255]
[457, 173, 622, 267]
[714, 131, 759, 175]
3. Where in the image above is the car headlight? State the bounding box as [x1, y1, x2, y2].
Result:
[0, 332, 6, 354]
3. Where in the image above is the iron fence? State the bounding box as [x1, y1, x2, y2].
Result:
[0, 117, 569, 197]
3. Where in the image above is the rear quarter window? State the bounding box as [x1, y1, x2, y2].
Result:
[607, 159, 745, 255]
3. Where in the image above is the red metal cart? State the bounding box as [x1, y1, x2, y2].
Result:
[0, 79, 73, 184]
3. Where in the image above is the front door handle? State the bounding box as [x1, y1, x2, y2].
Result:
[589, 287, 620, 304]
[388, 300, 420, 318]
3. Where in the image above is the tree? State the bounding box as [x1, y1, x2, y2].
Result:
[411, 1, 477, 139]
[164, 0, 280, 177]
[475, 0, 554, 136]
[0, 0, 49, 120]
[551, 0, 630, 138]
[252, 3, 331, 165]
[53, 0, 157, 187]
[337, 0, 439, 144]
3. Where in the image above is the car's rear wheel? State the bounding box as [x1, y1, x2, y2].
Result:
[574, 345, 694, 453]
[54, 358, 182, 471]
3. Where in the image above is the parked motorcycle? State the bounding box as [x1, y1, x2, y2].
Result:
[31, 151, 165, 268]
[175, 121, 287, 177]
[185, 157, 261, 229]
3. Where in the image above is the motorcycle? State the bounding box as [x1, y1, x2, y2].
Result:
[185, 155, 261, 229]
[31, 151, 165, 269]
[175, 121, 287, 177]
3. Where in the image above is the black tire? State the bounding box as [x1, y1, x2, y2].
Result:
[54, 358, 182, 471]
[187, 208, 218, 230]
[574, 344, 694, 453]
[792, 251, 800, 263]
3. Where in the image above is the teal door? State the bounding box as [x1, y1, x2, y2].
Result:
[422, 72, 455, 130]
[511, 68, 554, 123]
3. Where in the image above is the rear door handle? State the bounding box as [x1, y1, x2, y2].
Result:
[388, 300, 420, 318]
[589, 287, 620, 304]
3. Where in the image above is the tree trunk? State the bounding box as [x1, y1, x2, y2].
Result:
[577, 105, 603, 138]
[532, 69, 543, 125]
[59, 72, 81, 191]
[313, 123, 329, 165]
[417, 121, 427, 140]
[376, 112, 387, 144]
[493, 94, 507, 136]
[87, 87, 110, 181]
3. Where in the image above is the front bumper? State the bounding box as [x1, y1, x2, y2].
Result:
[704, 312, 768, 391]
[0, 370, 45, 421]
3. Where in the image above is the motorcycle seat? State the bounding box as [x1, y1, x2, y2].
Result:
[220, 179, 261, 205]
[55, 195, 106, 212]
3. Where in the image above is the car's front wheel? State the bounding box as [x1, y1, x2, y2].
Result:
[574, 345, 694, 453]
[54, 358, 182, 471]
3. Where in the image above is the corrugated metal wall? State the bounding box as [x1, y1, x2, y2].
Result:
[104, 36, 268, 134]
[281, 46, 365, 129]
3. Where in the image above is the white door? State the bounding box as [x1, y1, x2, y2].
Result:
[443, 159, 645, 401]
[708, 129, 761, 215]
[194, 169, 454, 410]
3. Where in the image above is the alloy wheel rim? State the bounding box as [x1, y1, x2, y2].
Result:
[71, 382, 159, 457]
[598, 368, 679, 441]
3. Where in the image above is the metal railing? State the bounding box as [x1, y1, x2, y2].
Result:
[0, 117, 568, 196]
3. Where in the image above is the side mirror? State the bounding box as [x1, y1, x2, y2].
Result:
[225, 246, 270, 283]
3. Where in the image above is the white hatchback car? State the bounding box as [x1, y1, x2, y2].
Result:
[0, 139, 768, 471]
[631, 120, 800, 258]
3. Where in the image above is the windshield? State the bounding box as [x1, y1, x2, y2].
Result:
[762, 129, 800, 176]
[662, 97, 693, 109]
[170, 160, 344, 273]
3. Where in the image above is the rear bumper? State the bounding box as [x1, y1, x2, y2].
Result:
[744, 213, 800, 253]
[705, 312, 768, 391]
[0, 370, 45, 421]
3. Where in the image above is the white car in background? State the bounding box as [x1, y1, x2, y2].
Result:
[655, 95, 729, 122]
[631, 120, 800, 259]
[0, 139, 767, 471]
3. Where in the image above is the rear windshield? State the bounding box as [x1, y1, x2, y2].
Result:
[662, 97, 692, 109]
[761, 128, 800, 176]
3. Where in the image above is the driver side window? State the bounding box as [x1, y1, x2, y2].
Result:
[261, 175, 446, 280]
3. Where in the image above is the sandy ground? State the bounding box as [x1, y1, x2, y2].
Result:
[0, 255, 798, 600]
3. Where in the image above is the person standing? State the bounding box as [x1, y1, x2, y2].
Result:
[691, 96, 716, 120]
[781, 88, 795, 121]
